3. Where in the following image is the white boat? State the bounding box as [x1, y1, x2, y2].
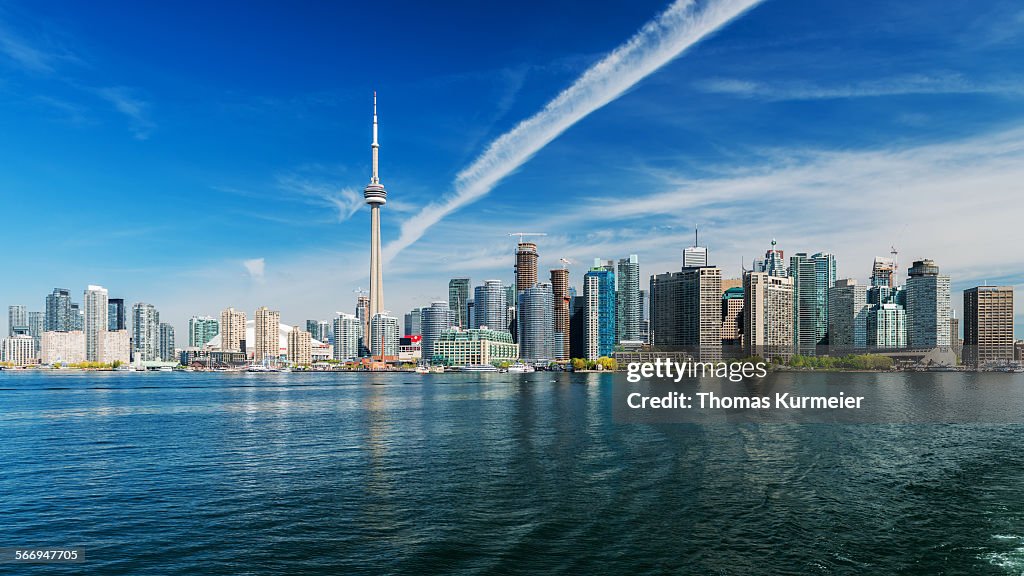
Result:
[429, 366, 445, 374]
[157, 366, 173, 372]
[415, 366, 430, 374]
[463, 364, 498, 372]
[246, 364, 270, 372]
[507, 363, 535, 373]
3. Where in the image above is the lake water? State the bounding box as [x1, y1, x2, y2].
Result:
[3, 370, 1024, 574]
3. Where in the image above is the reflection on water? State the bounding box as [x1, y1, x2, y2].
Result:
[1, 371, 1024, 574]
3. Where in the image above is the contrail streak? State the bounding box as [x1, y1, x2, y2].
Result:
[383, 0, 763, 263]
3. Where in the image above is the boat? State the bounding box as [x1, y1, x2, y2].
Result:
[246, 364, 271, 372]
[415, 366, 430, 374]
[506, 363, 535, 373]
[157, 366, 173, 372]
[429, 366, 445, 374]
[463, 364, 498, 372]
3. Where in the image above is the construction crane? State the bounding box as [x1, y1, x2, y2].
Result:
[890, 245, 899, 270]
[508, 232, 547, 244]
[559, 257, 573, 269]
[352, 287, 368, 297]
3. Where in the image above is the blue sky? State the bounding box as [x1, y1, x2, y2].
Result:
[1, 0, 1023, 338]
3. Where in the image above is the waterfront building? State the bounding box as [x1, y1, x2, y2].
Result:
[8, 305, 27, 336]
[905, 259, 951, 348]
[159, 323, 176, 362]
[333, 313, 362, 361]
[515, 242, 539, 292]
[404, 307, 422, 336]
[448, 278, 471, 329]
[722, 286, 744, 346]
[420, 301, 455, 364]
[963, 286, 1014, 367]
[369, 313, 400, 358]
[789, 253, 818, 355]
[616, 255, 641, 343]
[305, 320, 331, 345]
[287, 327, 313, 366]
[99, 330, 131, 365]
[108, 298, 126, 331]
[584, 263, 616, 360]
[189, 316, 220, 348]
[950, 315, 962, 356]
[743, 272, 794, 359]
[473, 280, 507, 331]
[364, 93, 388, 352]
[517, 282, 554, 362]
[27, 311, 43, 353]
[219, 307, 247, 352]
[2, 335, 36, 366]
[254, 306, 281, 364]
[811, 252, 836, 344]
[83, 285, 109, 362]
[868, 303, 906, 348]
[829, 279, 869, 350]
[71, 303, 83, 331]
[398, 336, 422, 363]
[356, 295, 370, 354]
[41, 330, 86, 365]
[433, 328, 518, 367]
[45, 288, 74, 332]
[550, 268, 571, 361]
[132, 303, 161, 361]
[569, 295, 587, 359]
[650, 266, 722, 359]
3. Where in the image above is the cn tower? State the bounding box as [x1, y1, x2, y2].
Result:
[364, 93, 387, 339]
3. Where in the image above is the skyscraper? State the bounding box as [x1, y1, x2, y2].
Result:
[159, 323, 175, 362]
[722, 286, 744, 347]
[963, 286, 1014, 367]
[615, 255, 641, 343]
[27, 311, 43, 353]
[743, 272, 794, 360]
[420, 302, 455, 365]
[473, 280, 507, 331]
[871, 256, 897, 288]
[219, 308, 247, 352]
[83, 285, 108, 362]
[517, 282, 554, 362]
[370, 313, 400, 358]
[829, 279, 868, 351]
[448, 278, 471, 329]
[108, 298, 126, 331]
[789, 253, 817, 355]
[189, 316, 220, 348]
[132, 303, 160, 362]
[515, 242, 539, 292]
[811, 252, 836, 344]
[356, 295, 370, 355]
[71, 303, 83, 331]
[404, 307, 422, 336]
[905, 259, 951, 348]
[254, 306, 280, 364]
[45, 289, 73, 332]
[650, 266, 722, 360]
[364, 93, 387, 350]
[752, 240, 786, 277]
[868, 303, 906, 348]
[8, 305, 27, 336]
[584, 263, 616, 360]
[333, 313, 362, 361]
[550, 268, 570, 361]
[305, 320, 330, 344]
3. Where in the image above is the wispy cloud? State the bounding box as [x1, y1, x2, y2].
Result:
[275, 173, 363, 222]
[0, 21, 72, 72]
[382, 0, 764, 263]
[95, 86, 155, 140]
[243, 258, 266, 281]
[695, 73, 1024, 100]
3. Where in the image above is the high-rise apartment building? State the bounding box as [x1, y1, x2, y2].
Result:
[8, 305, 27, 336]
[404, 308, 422, 336]
[829, 279, 868, 350]
[159, 323, 176, 362]
[27, 311, 43, 353]
[41, 331, 86, 365]
[369, 313, 400, 358]
[584, 264, 616, 360]
[45, 289, 74, 332]
[811, 252, 836, 344]
[132, 303, 161, 362]
[868, 303, 906, 348]
[304, 320, 331, 344]
[333, 313, 362, 361]
[420, 302, 455, 365]
[71, 303, 83, 331]
[550, 268, 571, 361]
[743, 272, 794, 359]
[83, 285, 109, 362]
[905, 259, 951, 348]
[871, 256, 897, 288]
[219, 308, 247, 353]
[356, 295, 370, 355]
[650, 266, 722, 360]
[789, 253, 818, 355]
[615, 255, 641, 343]
[722, 286, 744, 346]
[963, 286, 1014, 367]
[515, 242, 539, 293]
[107, 298, 126, 331]
[448, 278, 471, 329]
[287, 327, 313, 365]
[189, 316, 220, 348]
[517, 282, 554, 362]
[99, 330, 131, 365]
[254, 307, 280, 364]
[473, 280, 507, 331]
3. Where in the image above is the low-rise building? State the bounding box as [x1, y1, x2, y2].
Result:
[99, 330, 131, 365]
[2, 335, 37, 366]
[41, 331, 86, 365]
[433, 328, 518, 367]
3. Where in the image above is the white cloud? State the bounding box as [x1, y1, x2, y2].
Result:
[95, 86, 155, 140]
[382, 0, 764, 263]
[243, 258, 265, 281]
[695, 73, 1024, 100]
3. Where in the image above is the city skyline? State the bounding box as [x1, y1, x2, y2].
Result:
[1, 1, 1023, 338]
